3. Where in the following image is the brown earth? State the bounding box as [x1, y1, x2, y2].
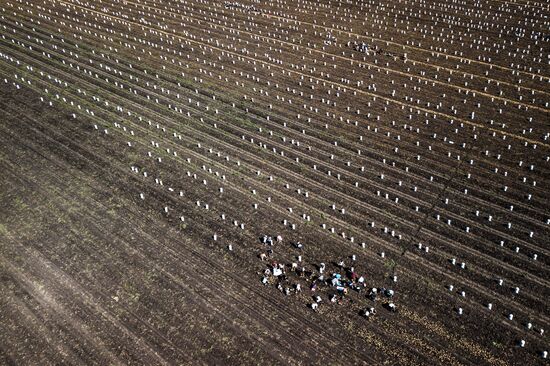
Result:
[0, 0, 549, 364]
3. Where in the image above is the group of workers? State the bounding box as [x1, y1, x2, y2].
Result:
[224, 1, 259, 13]
[258, 235, 398, 319]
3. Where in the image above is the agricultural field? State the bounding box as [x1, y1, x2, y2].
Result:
[0, 0, 549, 364]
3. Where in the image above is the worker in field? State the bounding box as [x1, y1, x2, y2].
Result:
[310, 280, 317, 292]
[363, 307, 376, 318]
[368, 287, 378, 301]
